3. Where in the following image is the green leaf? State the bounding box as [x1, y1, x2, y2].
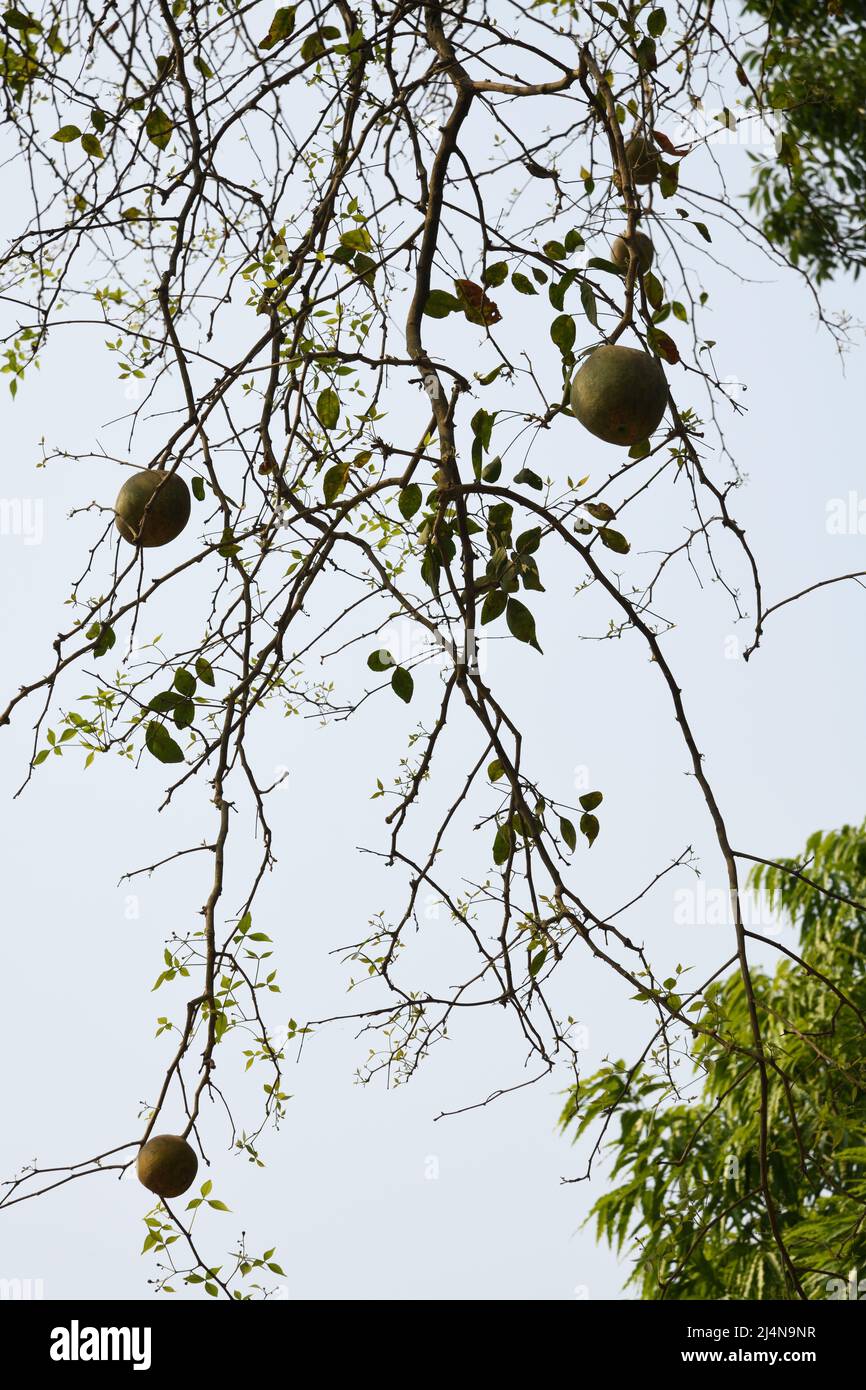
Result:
[51, 125, 81, 143]
[488, 759, 505, 782]
[475, 364, 504, 386]
[515, 527, 541, 554]
[480, 588, 507, 625]
[580, 812, 600, 847]
[316, 387, 340, 430]
[506, 598, 541, 651]
[647, 8, 667, 37]
[482, 262, 508, 287]
[3, 9, 41, 32]
[259, 7, 296, 49]
[367, 649, 394, 673]
[643, 271, 664, 310]
[511, 271, 537, 295]
[398, 484, 422, 520]
[580, 281, 598, 328]
[549, 269, 579, 311]
[145, 106, 173, 151]
[391, 666, 414, 703]
[80, 132, 104, 159]
[191, 476, 206, 502]
[492, 822, 512, 866]
[584, 501, 615, 522]
[323, 461, 349, 503]
[195, 656, 215, 686]
[560, 817, 577, 852]
[148, 691, 181, 714]
[423, 289, 461, 318]
[529, 948, 547, 978]
[352, 251, 376, 286]
[579, 790, 603, 812]
[93, 624, 116, 658]
[518, 554, 544, 592]
[173, 699, 195, 729]
[694, 221, 712, 243]
[543, 240, 566, 261]
[586, 257, 625, 277]
[420, 544, 440, 590]
[513, 468, 543, 490]
[471, 407, 496, 452]
[340, 227, 372, 253]
[301, 29, 332, 63]
[598, 527, 630, 554]
[173, 667, 197, 697]
[145, 721, 184, 765]
[550, 314, 576, 354]
[659, 161, 679, 199]
[636, 36, 657, 71]
[217, 527, 240, 559]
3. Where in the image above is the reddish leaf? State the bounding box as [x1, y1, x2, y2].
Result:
[652, 129, 690, 159]
[648, 327, 680, 365]
[454, 279, 502, 326]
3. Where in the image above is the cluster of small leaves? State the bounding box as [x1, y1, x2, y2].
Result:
[489, 764, 604, 863]
[367, 648, 414, 704]
[142, 1193, 286, 1298]
[140, 660, 214, 764]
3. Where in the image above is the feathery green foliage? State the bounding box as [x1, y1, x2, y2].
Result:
[561, 823, 866, 1298]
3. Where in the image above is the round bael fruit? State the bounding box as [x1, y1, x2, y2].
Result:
[570, 344, 668, 447]
[613, 135, 660, 190]
[611, 230, 655, 273]
[136, 1134, 199, 1199]
[625, 134, 660, 184]
[115, 469, 191, 548]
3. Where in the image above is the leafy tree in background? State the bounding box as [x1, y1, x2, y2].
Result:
[0, 0, 864, 1298]
[743, 0, 866, 281]
[562, 823, 866, 1299]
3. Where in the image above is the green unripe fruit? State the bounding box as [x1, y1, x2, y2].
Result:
[611, 230, 655, 273]
[613, 135, 660, 189]
[570, 345, 668, 447]
[136, 1134, 199, 1199]
[625, 135, 660, 184]
[114, 470, 191, 548]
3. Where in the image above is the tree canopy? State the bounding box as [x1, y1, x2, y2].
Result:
[1, 0, 864, 1298]
[743, 0, 866, 281]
